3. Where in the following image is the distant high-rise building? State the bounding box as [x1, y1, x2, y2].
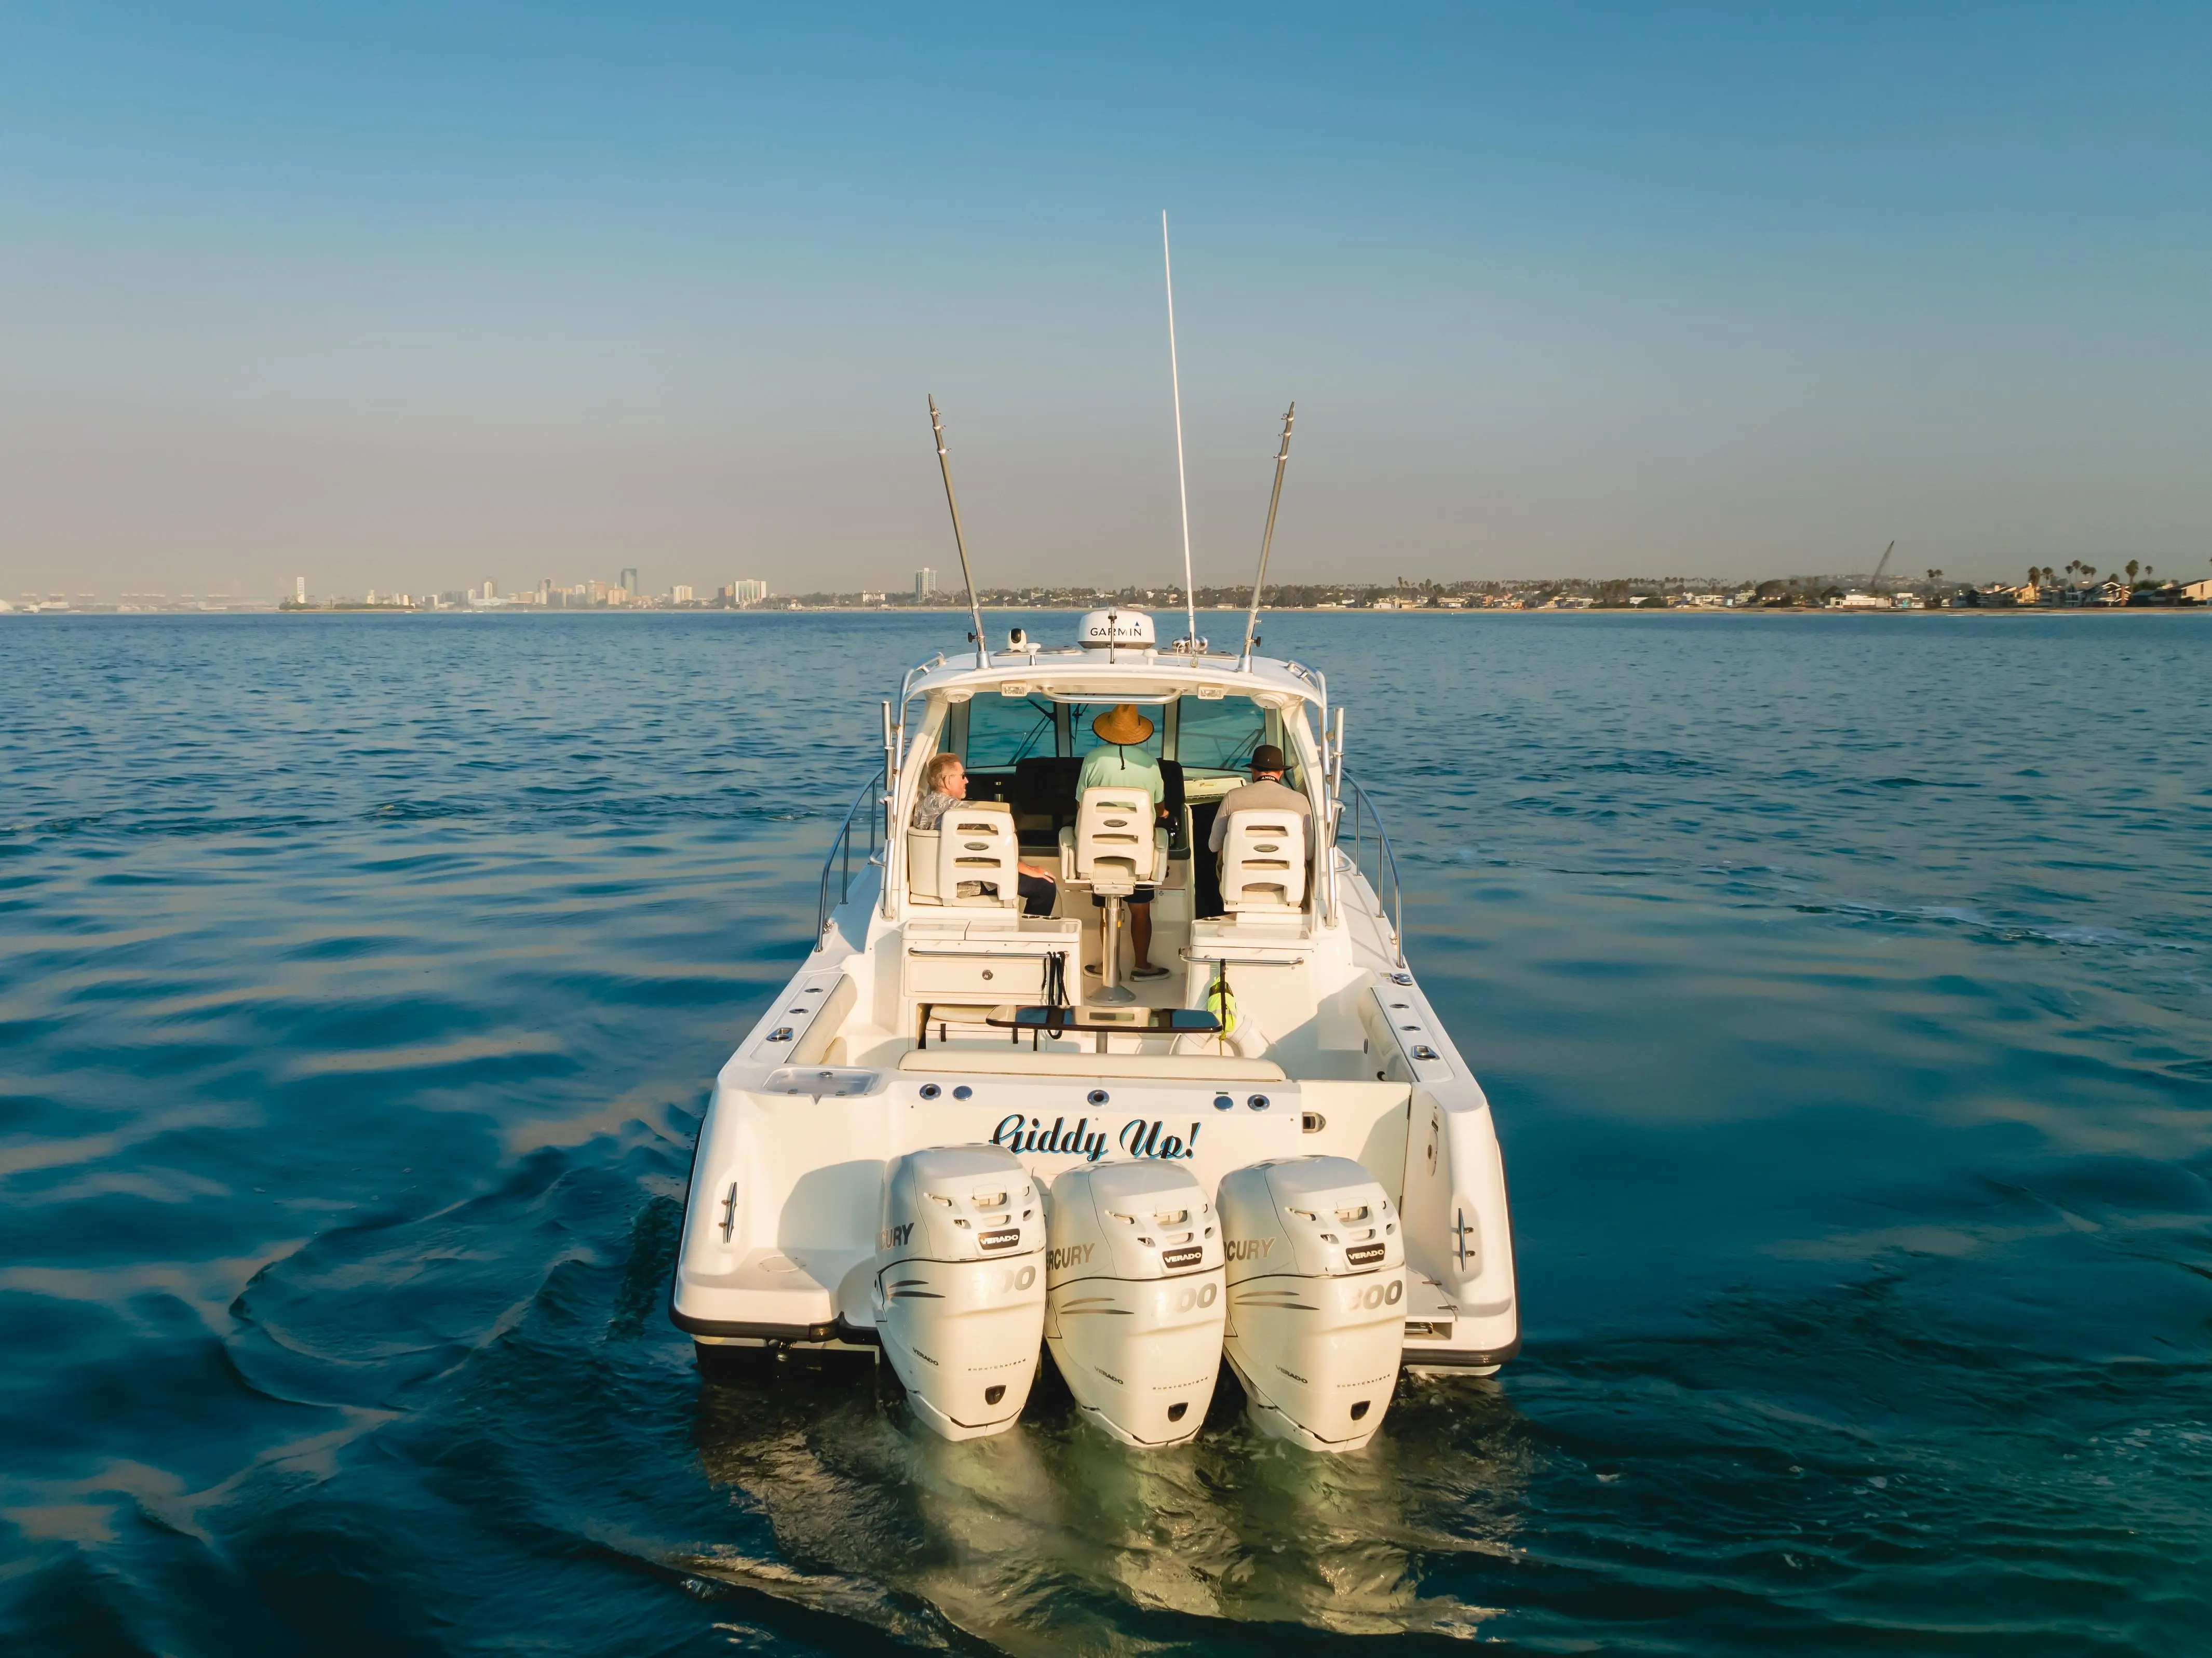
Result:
[672, 584, 694, 603]
[481, 578, 498, 601]
[915, 567, 938, 598]
[732, 578, 768, 605]
[294, 576, 306, 603]
[619, 567, 639, 595]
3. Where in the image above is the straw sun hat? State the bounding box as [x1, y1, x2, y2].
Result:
[1090, 704, 1155, 745]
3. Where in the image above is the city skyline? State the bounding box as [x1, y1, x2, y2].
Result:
[19, 557, 2203, 614]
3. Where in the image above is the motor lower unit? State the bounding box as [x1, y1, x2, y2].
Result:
[874, 1144, 1046, 1440]
[1044, 1160, 1226, 1446]
[1218, 1155, 1407, 1452]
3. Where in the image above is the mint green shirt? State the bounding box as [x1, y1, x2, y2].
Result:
[1077, 744, 1164, 809]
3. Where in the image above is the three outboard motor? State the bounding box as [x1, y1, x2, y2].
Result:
[1218, 1155, 1406, 1452]
[874, 1145, 1046, 1441]
[1044, 1162, 1225, 1446]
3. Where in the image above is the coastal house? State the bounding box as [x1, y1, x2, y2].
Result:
[2182, 578, 2212, 604]
[2091, 578, 2130, 606]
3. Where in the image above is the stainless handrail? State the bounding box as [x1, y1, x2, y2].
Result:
[899, 653, 948, 706]
[816, 766, 886, 943]
[1339, 773, 1406, 967]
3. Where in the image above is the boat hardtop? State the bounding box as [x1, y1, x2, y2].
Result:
[672, 609, 1519, 1446]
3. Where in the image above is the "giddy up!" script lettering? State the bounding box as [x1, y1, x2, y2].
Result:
[991, 1114, 1201, 1162]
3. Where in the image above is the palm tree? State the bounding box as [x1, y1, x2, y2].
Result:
[2127, 559, 2141, 582]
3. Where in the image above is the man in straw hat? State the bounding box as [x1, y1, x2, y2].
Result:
[1076, 703, 1170, 980]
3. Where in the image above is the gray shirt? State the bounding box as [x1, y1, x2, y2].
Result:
[1208, 776, 1313, 853]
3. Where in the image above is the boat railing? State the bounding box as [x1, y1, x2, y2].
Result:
[1282, 659, 1327, 705]
[816, 766, 886, 941]
[899, 653, 948, 705]
[1338, 773, 1406, 967]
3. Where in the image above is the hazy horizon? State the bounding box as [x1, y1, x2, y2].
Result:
[4, 4, 2208, 599]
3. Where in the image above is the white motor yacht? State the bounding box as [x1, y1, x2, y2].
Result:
[671, 607, 1520, 1449]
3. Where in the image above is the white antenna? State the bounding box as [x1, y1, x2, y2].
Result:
[1162, 211, 1199, 651]
[927, 397, 990, 670]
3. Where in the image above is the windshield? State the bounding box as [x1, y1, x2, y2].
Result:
[1174, 694, 1268, 777]
[963, 694, 1056, 769]
[1069, 703, 1166, 764]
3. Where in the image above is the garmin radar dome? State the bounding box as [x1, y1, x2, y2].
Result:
[873, 1145, 1047, 1441]
[1077, 609, 1156, 650]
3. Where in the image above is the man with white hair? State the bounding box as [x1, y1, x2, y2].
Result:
[912, 752, 1058, 916]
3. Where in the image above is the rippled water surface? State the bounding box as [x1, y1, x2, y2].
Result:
[3, 611, 2208, 1656]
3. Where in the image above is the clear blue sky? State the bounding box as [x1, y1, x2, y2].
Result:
[2, 3, 2206, 597]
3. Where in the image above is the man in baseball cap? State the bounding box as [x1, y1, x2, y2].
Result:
[1206, 743, 1311, 856]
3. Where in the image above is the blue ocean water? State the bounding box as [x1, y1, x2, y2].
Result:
[1, 610, 2206, 1656]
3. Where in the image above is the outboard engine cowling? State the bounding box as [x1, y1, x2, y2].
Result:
[1218, 1156, 1406, 1452]
[874, 1145, 1046, 1441]
[1044, 1161, 1225, 1447]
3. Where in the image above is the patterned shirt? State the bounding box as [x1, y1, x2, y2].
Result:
[911, 790, 960, 831]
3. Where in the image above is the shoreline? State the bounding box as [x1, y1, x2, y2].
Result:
[7, 604, 2201, 619]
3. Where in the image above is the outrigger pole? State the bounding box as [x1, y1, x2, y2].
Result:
[1162, 212, 1200, 652]
[927, 396, 991, 670]
[1240, 402, 1297, 669]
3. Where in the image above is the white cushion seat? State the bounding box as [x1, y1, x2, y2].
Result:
[906, 829, 943, 902]
[1219, 809, 1307, 914]
[1073, 786, 1163, 893]
[937, 800, 1019, 909]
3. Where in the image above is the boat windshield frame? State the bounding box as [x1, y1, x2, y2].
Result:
[871, 644, 1346, 927]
